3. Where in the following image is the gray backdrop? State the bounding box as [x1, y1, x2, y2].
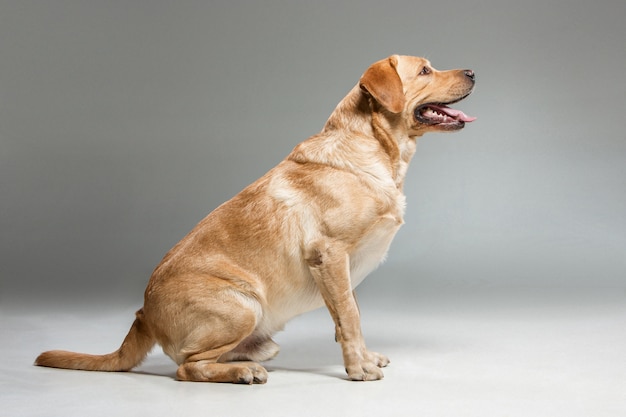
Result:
[1, 1, 624, 306]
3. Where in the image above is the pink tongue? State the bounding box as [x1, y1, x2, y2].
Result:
[433, 105, 476, 122]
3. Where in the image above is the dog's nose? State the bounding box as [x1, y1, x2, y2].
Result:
[464, 69, 475, 81]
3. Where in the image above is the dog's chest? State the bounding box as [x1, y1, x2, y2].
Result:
[268, 162, 406, 288]
[349, 192, 405, 288]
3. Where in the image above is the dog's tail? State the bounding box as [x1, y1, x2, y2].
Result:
[35, 309, 155, 372]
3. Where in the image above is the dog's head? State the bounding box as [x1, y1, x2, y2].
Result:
[359, 55, 475, 136]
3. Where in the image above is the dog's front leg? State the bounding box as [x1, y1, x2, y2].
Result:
[306, 242, 389, 381]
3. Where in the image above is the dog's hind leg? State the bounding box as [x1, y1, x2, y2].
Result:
[172, 295, 269, 383]
[218, 335, 280, 363]
[173, 317, 271, 384]
[146, 276, 270, 384]
[177, 360, 268, 384]
[174, 316, 270, 384]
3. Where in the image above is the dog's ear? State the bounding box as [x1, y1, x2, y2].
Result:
[359, 55, 405, 114]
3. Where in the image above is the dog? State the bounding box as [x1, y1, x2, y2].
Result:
[36, 55, 475, 383]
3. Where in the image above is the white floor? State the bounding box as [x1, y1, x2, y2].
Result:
[2, 288, 625, 417]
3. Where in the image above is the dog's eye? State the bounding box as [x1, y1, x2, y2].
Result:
[419, 66, 431, 76]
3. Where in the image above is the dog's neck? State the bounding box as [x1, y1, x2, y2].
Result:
[288, 85, 417, 190]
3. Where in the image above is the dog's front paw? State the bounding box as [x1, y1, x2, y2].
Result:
[346, 360, 385, 381]
[345, 350, 390, 381]
[367, 351, 390, 368]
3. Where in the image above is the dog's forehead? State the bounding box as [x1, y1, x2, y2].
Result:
[395, 55, 431, 76]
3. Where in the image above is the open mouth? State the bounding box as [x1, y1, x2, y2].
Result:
[414, 103, 476, 128]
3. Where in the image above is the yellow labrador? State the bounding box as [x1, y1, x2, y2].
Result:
[36, 55, 475, 383]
